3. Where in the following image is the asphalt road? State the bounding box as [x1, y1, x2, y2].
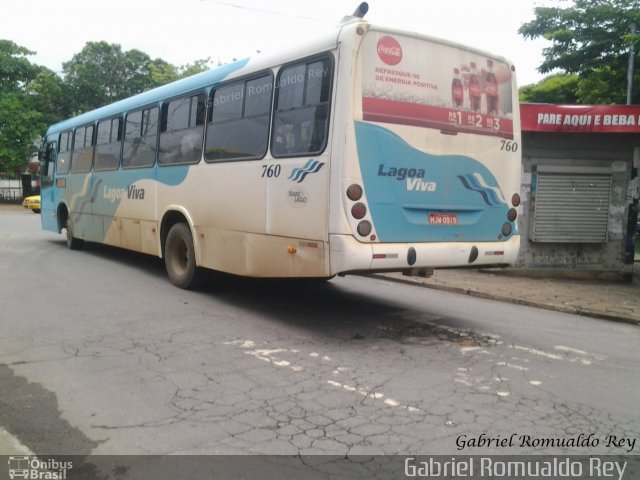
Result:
[1, 210, 639, 458]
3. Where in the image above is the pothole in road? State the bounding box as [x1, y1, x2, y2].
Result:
[371, 317, 501, 348]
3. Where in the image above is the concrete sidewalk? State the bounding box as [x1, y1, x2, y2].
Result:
[378, 265, 640, 325]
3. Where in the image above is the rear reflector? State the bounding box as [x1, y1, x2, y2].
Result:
[373, 253, 399, 259]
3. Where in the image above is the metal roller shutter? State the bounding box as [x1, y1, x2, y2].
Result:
[530, 166, 611, 243]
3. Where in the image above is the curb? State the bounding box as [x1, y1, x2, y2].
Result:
[372, 274, 640, 326]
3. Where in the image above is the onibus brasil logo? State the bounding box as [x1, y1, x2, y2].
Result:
[8, 456, 73, 479]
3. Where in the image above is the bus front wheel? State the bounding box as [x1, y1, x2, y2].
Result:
[65, 217, 84, 250]
[164, 223, 208, 289]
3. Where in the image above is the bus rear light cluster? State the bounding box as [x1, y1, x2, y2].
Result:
[346, 183, 373, 238]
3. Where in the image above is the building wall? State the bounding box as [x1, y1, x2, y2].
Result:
[516, 132, 638, 276]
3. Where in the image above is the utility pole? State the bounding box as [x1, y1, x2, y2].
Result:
[628, 23, 636, 105]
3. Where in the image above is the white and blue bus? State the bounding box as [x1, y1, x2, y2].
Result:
[39, 5, 521, 289]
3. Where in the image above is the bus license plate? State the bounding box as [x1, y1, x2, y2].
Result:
[429, 213, 458, 225]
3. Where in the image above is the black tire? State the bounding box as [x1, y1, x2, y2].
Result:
[65, 216, 84, 250]
[164, 223, 208, 289]
[32, 209, 40, 214]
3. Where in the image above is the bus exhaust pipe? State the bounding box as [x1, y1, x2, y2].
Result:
[341, 2, 368, 23]
[352, 2, 369, 18]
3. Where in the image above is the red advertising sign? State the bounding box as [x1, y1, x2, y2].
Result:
[521, 103, 640, 133]
[361, 32, 515, 139]
[362, 97, 513, 138]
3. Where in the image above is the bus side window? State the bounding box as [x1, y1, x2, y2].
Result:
[57, 132, 71, 175]
[123, 107, 158, 168]
[272, 56, 333, 157]
[70, 124, 94, 173]
[204, 73, 272, 163]
[159, 93, 205, 165]
[95, 117, 122, 171]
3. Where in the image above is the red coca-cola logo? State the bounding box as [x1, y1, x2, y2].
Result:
[377, 36, 402, 66]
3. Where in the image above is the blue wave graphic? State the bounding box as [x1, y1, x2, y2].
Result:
[288, 159, 324, 183]
[457, 174, 504, 206]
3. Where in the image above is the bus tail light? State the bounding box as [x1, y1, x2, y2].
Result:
[511, 193, 521, 207]
[351, 202, 367, 219]
[507, 208, 517, 222]
[346, 184, 363, 201]
[357, 220, 372, 237]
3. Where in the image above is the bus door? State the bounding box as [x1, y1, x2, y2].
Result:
[40, 135, 59, 232]
[66, 125, 97, 241]
[95, 110, 159, 252]
[266, 56, 334, 244]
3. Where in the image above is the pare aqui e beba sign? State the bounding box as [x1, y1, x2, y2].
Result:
[537, 113, 638, 127]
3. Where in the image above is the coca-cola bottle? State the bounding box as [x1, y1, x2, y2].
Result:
[468, 62, 481, 112]
[485, 59, 499, 115]
[451, 68, 464, 108]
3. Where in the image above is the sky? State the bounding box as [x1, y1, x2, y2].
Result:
[3, 0, 557, 86]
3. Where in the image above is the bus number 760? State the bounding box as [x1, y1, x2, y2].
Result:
[261, 164, 281, 178]
[500, 140, 519, 152]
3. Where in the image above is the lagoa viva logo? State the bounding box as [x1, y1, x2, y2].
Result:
[103, 184, 146, 203]
[377, 164, 437, 192]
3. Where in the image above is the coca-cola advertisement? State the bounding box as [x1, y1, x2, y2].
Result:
[361, 32, 514, 139]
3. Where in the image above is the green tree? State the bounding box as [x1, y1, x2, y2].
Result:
[0, 40, 56, 178]
[148, 58, 179, 86]
[63, 41, 161, 113]
[0, 40, 37, 92]
[0, 38, 212, 178]
[177, 58, 213, 78]
[63, 42, 213, 114]
[519, 73, 580, 103]
[26, 66, 70, 126]
[519, 0, 640, 104]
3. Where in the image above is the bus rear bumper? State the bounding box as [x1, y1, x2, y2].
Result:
[329, 234, 520, 276]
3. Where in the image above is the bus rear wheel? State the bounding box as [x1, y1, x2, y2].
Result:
[164, 223, 208, 289]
